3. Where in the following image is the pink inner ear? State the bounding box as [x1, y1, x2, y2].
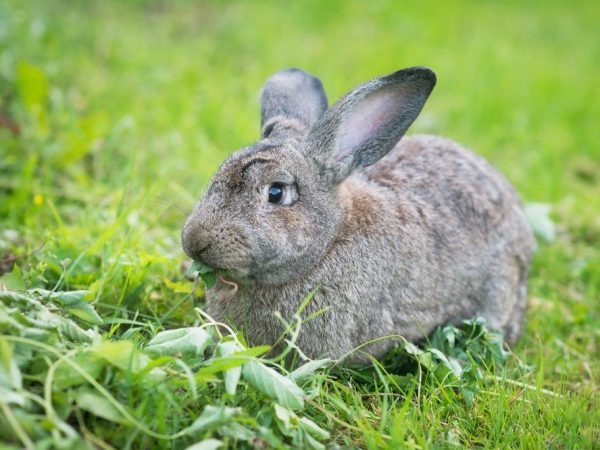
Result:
[335, 87, 404, 162]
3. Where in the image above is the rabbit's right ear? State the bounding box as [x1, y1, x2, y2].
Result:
[306, 67, 436, 185]
[260, 68, 328, 140]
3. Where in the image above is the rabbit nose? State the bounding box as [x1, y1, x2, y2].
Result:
[182, 216, 213, 261]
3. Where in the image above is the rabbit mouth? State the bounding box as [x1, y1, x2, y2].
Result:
[212, 266, 250, 283]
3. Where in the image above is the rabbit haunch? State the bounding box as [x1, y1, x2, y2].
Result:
[182, 67, 535, 363]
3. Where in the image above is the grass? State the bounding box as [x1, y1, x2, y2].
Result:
[0, 0, 598, 448]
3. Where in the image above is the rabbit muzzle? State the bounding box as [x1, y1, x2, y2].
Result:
[181, 213, 251, 277]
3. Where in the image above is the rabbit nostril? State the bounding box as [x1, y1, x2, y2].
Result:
[185, 238, 212, 261]
[182, 220, 214, 260]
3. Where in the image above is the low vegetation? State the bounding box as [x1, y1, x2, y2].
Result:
[1, 0, 598, 448]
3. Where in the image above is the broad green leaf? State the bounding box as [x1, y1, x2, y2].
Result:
[185, 405, 241, 435]
[242, 360, 304, 410]
[289, 358, 330, 382]
[56, 317, 94, 343]
[300, 416, 330, 440]
[274, 403, 293, 429]
[53, 352, 105, 388]
[33, 289, 103, 325]
[75, 389, 124, 423]
[146, 327, 213, 357]
[35, 289, 91, 307]
[304, 432, 326, 450]
[0, 265, 25, 290]
[194, 345, 270, 381]
[300, 417, 331, 439]
[0, 386, 25, 406]
[216, 340, 243, 395]
[185, 439, 224, 450]
[91, 340, 145, 373]
[217, 422, 257, 441]
[429, 348, 463, 378]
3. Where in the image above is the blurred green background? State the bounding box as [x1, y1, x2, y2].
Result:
[0, 0, 598, 446]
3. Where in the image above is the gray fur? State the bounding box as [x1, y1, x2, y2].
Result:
[182, 67, 535, 363]
[260, 68, 328, 139]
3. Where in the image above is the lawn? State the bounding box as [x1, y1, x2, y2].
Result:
[0, 0, 598, 448]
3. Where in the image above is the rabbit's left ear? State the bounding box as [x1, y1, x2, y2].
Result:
[306, 67, 436, 184]
[260, 68, 328, 139]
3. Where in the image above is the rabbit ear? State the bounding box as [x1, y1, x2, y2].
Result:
[260, 68, 328, 139]
[306, 67, 436, 184]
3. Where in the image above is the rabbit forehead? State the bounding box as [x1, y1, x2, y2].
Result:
[209, 139, 307, 193]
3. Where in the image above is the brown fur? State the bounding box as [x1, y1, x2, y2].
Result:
[182, 68, 535, 363]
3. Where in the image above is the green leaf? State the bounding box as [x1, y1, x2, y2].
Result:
[53, 352, 105, 388]
[242, 360, 304, 410]
[429, 348, 463, 378]
[33, 289, 103, 325]
[16, 61, 48, 110]
[185, 405, 241, 435]
[163, 278, 197, 294]
[56, 317, 94, 343]
[524, 202, 556, 243]
[0, 337, 22, 390]
[75, 389, 124, 423]
[185, 439, 224, 450]
[216, 340, 243, 395]
[299, 416, 330, 440]
[91, 340, 146, 373]
[146, 327, 213, 357]
[187, 261, 217, 290]
[0, 265, 25, 290]
[0, 386, 26, 406]
[289, 358, 330, 382]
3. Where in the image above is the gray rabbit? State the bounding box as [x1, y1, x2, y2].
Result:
[182, 67, 535, 362]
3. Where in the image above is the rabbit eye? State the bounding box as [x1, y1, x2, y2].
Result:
[268, 183, 284, 203]
[264, 182, 294, 206]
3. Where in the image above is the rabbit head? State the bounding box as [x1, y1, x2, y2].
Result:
[182, 67, 436, 286]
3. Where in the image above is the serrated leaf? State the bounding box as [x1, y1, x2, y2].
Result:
[187, 261, 217, 289]
[289, 358, 330, 382]
[56, 317, 94, 343]
[185, 405, 241, 435]
[242, 360, 304, 410]
[75, 389, 124, 423]
[189, 261, 214, 276]
[33, 289, 103, 325]
[146, 327, 212, 357]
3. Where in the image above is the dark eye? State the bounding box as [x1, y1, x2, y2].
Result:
[268, 183, 284, 204]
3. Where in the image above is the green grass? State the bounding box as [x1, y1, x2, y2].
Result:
[1, 0, 599, 448]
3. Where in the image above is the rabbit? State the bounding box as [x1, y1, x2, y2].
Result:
[181, 67, 535, 363]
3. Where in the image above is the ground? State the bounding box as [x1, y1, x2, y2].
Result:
[0, 0, 598, 448]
